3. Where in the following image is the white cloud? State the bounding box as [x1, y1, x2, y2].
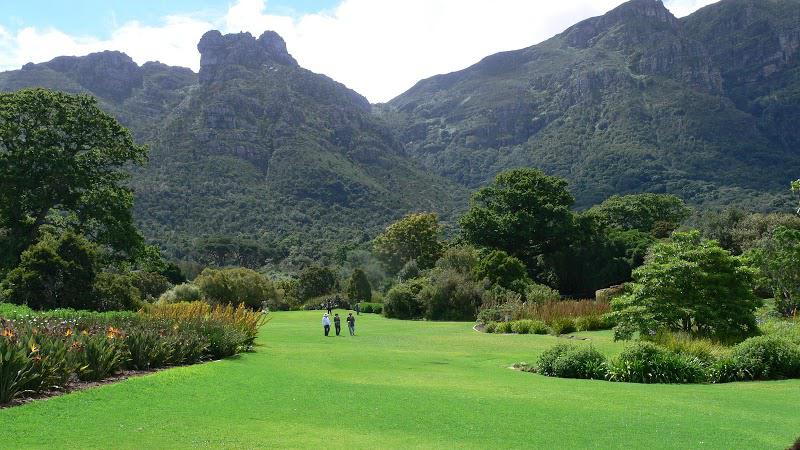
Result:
[0, 0, 721, 102]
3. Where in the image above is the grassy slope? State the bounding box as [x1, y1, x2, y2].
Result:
[2, 311, 799, 449]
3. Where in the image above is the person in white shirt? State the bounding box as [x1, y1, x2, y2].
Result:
[322, 313, 331, 336]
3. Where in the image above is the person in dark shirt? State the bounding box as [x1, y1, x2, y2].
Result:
[326, 301, 332, 315]
[355, 302, 360, 315]
[333, 313, 341, 336]
[347, 313, 356, 336]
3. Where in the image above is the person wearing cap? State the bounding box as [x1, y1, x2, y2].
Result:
[322, 313, 331, 336]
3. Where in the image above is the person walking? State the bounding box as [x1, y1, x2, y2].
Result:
[355, 302, 360, 316]
[326, 300, 332, 315]
[322, 313, 331, 337]
[333, 313, 342, 336]
[347, 312, 356, 336]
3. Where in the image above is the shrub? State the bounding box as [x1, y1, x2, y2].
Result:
[649, 330, 728, 367]
[359, 302, 383, 314]
[530, 321, 549, 335]
[575, 315, 606, 332]
[159, 283, 203, 303]
[383, 278, 428, 320]
[484, 322, 498, 333]
[549, 317, 576, 335]
[711, 335, 800, 382]
[524, 283, 561, 304]
[511, 320, 535, 334]
[607, 342, 707, 384]
[420, 269, 485, 321]
[496, 321, 514, 334]
[125, 329, 174, 370]
[93, 272, 143, 311]
[475, 250, 530, 292]
[195, 267, 277, 309]
[128, 271, 172, 301]
[537, 344, 574, 376]
[549, 346, 608, 380]
[1, 232, 98, 311]
[0, 303, 34, 318]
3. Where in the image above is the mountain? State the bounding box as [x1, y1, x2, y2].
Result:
[1, 0, 798, 268]
[0, 31, 467, 267]
[384, 0, 800, 209]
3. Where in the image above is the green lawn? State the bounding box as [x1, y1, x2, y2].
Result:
[2, 311, 799, 449]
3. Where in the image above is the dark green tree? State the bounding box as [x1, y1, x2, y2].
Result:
[459, 168, 575, 284]
[296, 266, 337, 300]
[475, 250, 530, 292]
[0, 89, 147, 269]
[373, 213, 444, 274]
[585, 193, 691, 236]
[345, 268, 372, 302]
[611, 231, 759, 340]
[1, 232, 98, 310]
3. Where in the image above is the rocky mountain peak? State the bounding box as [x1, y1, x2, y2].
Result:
[562, 0, 677, 48]
[197, 30, 298, 85]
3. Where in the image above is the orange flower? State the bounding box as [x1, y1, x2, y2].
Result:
[107, 326, 122, 339]
[64, 328, 73, 337]
[1, 328, 14, 338]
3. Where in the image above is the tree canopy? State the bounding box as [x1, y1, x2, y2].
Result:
[459, 168, 575, 283]
[373, 213, 444, 274]
[0, 89, 147, 270]
[611, 231, 759, 340]
[585, 193, 691, 236]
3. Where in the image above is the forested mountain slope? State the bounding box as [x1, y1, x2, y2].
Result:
[385, 0, 800, 209]
[0, 31, 466, 266]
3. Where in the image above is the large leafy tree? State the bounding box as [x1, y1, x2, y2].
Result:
[459, 168, 575, 283]
[585, 193, 690, 237]
[0, 89, 147, 269]
[373, 213, 444, 274]
[296, 265, 337, 300]
[611, 231, 759, 340]
[750, 227, 800, 317]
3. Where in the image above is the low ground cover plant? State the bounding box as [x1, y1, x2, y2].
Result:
[533, 325, 800, 385]
[0, 302, 267, 405]
[358, 302, 383, 314]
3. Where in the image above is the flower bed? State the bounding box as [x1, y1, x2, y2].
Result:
[0, 302, 267, 406]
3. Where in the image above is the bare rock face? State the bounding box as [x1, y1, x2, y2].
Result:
[197, 30, 298, 85]
[41, 51, 143, 101]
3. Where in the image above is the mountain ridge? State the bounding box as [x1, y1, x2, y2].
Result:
[1, 0, 798, 267]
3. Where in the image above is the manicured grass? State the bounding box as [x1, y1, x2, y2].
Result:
[2, 311, 799, 449]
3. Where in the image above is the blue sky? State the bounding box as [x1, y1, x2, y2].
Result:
[0, 0, 339, 37]
[0, 0, 720, 102]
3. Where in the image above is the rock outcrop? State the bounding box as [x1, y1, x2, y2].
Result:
[197, 30, 298, 85]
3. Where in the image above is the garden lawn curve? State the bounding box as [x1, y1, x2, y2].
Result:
[2, 311, 799, 449]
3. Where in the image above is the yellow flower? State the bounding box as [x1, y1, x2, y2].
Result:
[1, 328, 14, 338]
[64, 328, 73, 337]
[29, 342, 40, 353]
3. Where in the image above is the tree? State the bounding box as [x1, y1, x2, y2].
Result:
[1, 232, 98, 310]
[586, 193, 691, 236]
[475, 250, 530, 293]
[373, 213, 444, 274]
[296, 266, 337, 300]
[194, 267, 277, 309]
[459, 169, 575, 283]
[383, 278, 429, 320]
[345, 268, 372, 302]
[611, 231, 759, 341]
[0, 89, 147, 269]
[750, 227, 800, 317]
